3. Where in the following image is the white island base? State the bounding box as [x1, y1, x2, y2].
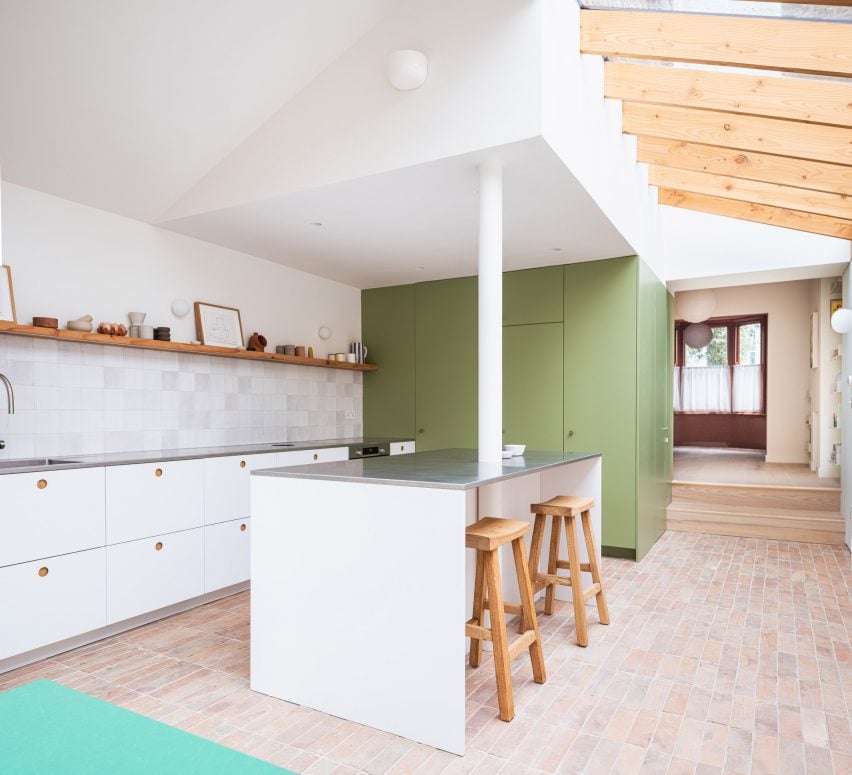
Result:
[250, 450, 602, 755]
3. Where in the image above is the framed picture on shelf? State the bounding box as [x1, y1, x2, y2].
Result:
[830, 298, 842, 317]
[0, 265, 16, 323]
[194, 301, 244, 348]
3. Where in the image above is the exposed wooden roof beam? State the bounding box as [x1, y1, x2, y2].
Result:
[622, 103, 852, 166]
[604, 61, 852, 127]
[580, 10, 852, 77]
[649, 166, 851, 220]
[658, 188, 852, 239]
[636, 137, 852, 196]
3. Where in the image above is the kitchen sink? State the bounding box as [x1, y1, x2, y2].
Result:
[0, 458, 80, 469]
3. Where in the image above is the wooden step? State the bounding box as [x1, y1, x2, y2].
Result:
[667, 502, 845, 545]
[672, 481, 840, 512]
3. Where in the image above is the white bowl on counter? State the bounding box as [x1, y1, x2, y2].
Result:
[504, 444, 526, 456]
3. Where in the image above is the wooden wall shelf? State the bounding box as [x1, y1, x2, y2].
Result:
[0, 322, 378, 372]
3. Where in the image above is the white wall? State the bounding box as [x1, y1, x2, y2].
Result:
[1, 183, 361, 354]
[540, 0, 661, 272]
[808, 278, 842, 478]
[660, 206, 851, 285]
[677, 281, 813, 464]
[162, 0, 542, 221]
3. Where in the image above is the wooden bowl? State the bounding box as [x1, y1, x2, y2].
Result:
[33, 317, 59, 329]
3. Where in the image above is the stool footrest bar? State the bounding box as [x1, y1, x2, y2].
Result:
[507, 630, 537, 661]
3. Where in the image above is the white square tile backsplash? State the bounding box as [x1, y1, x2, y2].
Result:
[0, 335, 363, 459]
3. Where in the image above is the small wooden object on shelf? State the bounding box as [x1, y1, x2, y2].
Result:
[32, 317, 59, 329]
[0, 320, 378, 372]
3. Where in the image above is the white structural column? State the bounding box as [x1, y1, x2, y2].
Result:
[478, 161, 503, 463]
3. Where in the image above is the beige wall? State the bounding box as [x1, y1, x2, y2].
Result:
[677, 280, 812, 464]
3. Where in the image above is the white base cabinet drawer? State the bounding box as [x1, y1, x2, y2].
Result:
[0, 467, 105, 568]
[389, 441, 415, 456]
[203, 454, 277, 525]
[276, 446, 348, 467]
[204, 518, 250, 592]
[106, 528, 203, 624]
[0, 548, 106, 660]
[106, 460, 203, 544]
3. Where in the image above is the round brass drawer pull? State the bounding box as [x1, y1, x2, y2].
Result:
[240, 523, 247, 532]
[38, 566, 49, 577]
[37, 479, 48, 490]
[155, 468, 163, 478]
[313, 453, 319, 461]
[240, 460, 246, 468]
[155, 541, 163, 551]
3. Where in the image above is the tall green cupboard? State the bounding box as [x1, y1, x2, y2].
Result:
[362, 258, 672, 560]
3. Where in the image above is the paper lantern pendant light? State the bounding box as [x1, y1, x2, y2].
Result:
[684, 322, 713, 349]
[676, 290, 717, 323]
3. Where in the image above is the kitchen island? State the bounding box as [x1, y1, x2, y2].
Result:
[250, 449, 602, 755]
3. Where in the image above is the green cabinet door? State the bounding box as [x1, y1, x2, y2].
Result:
[564, 256, 638, 554]
[414, 277, 478, 451]
[362, 285, 416, 439]
[503, 323, 563, 451]
[635, 260, 670, 560]
[503, 266, 564, 326]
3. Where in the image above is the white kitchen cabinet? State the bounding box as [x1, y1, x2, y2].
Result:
[0, 548, 106, 660]
[390, 441, 415, 456]
[106, 527, 203, 624]
[0, 467, 105, 568]
[276, 446, 348, 467]
[203, 453, 277, 526]
[106, 460, 203, 544]
[204, 518, 251, 592]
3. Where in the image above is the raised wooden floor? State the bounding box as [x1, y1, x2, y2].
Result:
[667, 481, 845, 545]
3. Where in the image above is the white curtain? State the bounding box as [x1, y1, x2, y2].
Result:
[733, 364, 763, 413]
[673, 367, 681, 412]
[681, 366, 732, 413]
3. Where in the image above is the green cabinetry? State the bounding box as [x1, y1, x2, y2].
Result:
[503, 266, 564, 325]
[503, 323, 564, 451]
[362, 259, 671, 560]
[362, 285, 416, 439]
[564, 258, 639, 553]
[414, 278, 478, 451]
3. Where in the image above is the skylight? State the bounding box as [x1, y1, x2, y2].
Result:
[577, 1, 852, 23]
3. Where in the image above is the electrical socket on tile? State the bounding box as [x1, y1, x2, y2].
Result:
[344, 410, 356, 420]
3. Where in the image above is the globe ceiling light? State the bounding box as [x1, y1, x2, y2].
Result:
[831, 307, 852, 334]
[676, 289, 717, 323]
[684, 322, 713, 349]
[387, 50, 428, 91]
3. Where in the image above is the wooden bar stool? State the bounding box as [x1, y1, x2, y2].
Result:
[466, 517, 546, 722]
[528, 496, 609, 647]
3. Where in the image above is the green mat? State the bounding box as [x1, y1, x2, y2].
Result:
[0, 680, 293, 774]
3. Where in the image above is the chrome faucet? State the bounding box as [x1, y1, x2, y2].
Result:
[0, 372, 14, 414]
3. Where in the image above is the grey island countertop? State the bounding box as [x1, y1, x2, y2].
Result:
[252, 448, 601, 490]
[0, 437, 408, 475]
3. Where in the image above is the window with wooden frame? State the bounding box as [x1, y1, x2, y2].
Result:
[674, 314, 767, 415]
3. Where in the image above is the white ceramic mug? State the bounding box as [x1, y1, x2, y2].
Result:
[345, 353, 357, 363]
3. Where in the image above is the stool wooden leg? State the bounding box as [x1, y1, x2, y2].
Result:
[544, 515, 561, 616]
[581, 509, 610, 626]
[469, 550, 486, 667]
[511, 537, 546, 685]
[522, 513, 546, 633]
[483, 549, 514, 721]
[563, 514, 589, 647]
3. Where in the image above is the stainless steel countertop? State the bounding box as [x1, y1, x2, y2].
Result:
[0, 437, 409, 475]
[251, 448, 601, 490]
